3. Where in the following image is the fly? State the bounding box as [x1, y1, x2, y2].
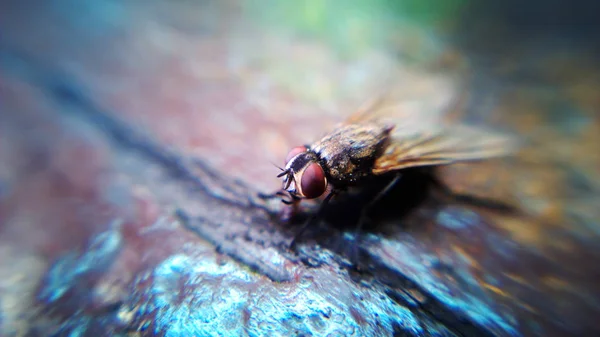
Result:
[268, 91, 517, 249]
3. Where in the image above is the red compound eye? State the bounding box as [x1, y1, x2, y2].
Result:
[300, 163, 326, 199]
[285, 146, 307, 164]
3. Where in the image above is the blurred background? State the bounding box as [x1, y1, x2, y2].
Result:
[1, 1, 599, 336]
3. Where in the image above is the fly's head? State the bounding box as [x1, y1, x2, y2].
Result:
[278, 146, 328, 201]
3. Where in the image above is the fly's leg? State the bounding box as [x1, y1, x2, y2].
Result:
[289, 190, 337, 251]
[257, 190, 300, 205]
[351, 174, 402, 266]
[257, 190, 287, 200]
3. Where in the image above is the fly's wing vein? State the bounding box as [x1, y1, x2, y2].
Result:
[340, 83, 516, 174]
[372, 125, 518, 174]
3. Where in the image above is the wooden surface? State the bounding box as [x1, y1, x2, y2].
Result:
[0, 1, 599, 336]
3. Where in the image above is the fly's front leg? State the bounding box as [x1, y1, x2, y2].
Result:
[257, 189, 301, 206]
[257, 190, 287, 200]
[289, 189, 338, 251]
[257, 189, 304, 224]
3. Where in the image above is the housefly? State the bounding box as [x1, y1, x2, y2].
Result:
[269, 91, 517, 248]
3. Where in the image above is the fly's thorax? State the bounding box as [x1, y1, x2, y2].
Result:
[311, 122, 393, 186]
[320, 153, 373, 187]
[281, 150, 328, 199]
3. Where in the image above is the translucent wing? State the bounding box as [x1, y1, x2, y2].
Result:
[341, 76, 518, 174]
[372, 124, 517, 174]
[344, 73, 459, 126]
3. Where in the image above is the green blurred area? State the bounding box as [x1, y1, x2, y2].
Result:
[244, 0, 468, 59]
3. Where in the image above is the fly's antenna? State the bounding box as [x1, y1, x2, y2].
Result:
[270, 161, 285, 172]
[278, 169, 295, 191]
[271, 161, 291, 179]
[277, 169, 290, 178]
[271, 162, 294, 191]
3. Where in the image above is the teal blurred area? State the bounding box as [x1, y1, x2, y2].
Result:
[242, 0, 600, 60]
